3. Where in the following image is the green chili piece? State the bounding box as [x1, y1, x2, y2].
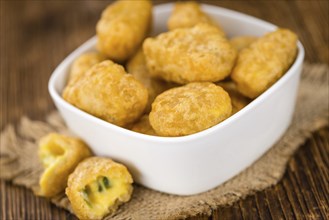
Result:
[82, 186, 92, 207]
[98, 181, 103, 192]
[103, 176, 110, 189]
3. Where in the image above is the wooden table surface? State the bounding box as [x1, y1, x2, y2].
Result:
[1, 0, 328, 219]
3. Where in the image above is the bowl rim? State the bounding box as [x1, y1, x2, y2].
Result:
[48, 3, 305, 144]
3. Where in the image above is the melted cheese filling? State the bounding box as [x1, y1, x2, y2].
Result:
[82, 176, 130, 216]
[41, 142, 65, 167]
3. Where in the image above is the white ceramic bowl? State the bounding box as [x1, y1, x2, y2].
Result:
[49, 3, 304, 195]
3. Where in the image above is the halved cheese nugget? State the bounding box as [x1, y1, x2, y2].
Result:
[231, 29, 298, 98]
[68, 52, 106, 85]
[149, 83, 232, 136]
[66, 157, 133, 220]
[63, 60, 148, 127]
[38, 133, 91, 197]
[127, 49, 175, 112]
[143, 23, 237, 84]
[96, 0, 152, 62]
[167, 1, 224, 34]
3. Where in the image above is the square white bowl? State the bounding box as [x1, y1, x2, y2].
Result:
[49, 3, 304, 195]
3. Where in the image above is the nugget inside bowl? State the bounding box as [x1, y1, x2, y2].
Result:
[49, 3, 304, 195]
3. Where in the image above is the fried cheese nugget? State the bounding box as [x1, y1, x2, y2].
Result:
[66, 157, 133, 220]
[38, 133, 91, 197]
[63, 60, 148, 127]
[217, 81, 250, 114]
[127, 49, 175, 112]
[231, 29, 298, 98]
[143, 23, 237, 84]
[68, 52, 106, 85]
[131, 115, 157, 136]
[167, 1, 224, 34]
[230, 36, 258, 52]
[149, 83, 232, 136]
[96, 0, 152, 62]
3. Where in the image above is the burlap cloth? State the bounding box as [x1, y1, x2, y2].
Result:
[0, 63, 328, 219]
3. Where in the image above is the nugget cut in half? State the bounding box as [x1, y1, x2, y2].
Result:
[96, 0, 152, 62]
[150, 83, 232, 136]
[231, 29, 298, 98]
[143, 23, 237, 84]
[38, 133, 91, 197]
[63, 60, 148, 127]
[66, 157, 133, 220]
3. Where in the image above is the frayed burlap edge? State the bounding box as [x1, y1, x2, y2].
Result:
[0, 63, 328, 220]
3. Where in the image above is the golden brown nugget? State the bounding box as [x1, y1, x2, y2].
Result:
[167, 1, 224, 34]
[231, 29, 298, 98]
[38, 133, 91, 197]
[63, 60, 148, 127]
[143, 23, 237, 84]
[217, 81, 250, 114]
[127, 49, 174, 112]
[131, 115, 157, 136]
[230, 36, 258, 52]
[68, 52, 106, 85]
[66, 157, 133, 220]
[96, 0, 152, 62]
[149, 83, 232, 136]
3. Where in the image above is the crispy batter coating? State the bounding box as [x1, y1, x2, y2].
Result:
[217, 81, 250, 114]
[231, 29, 298, 98]
[66, 157, 133, 220]
[143, 23, 237, 84]
[167, 1, 224, 34]
[127, 49, 175, 113]
[62, 60, 148, 127]
[96, 0, 152, 62]
[149, 83, 232, 136]
[38, 133, 91, 197]
[131, 114, 157, 136]
[68, 52, 106, 85]
[230, 36, 258, 52]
